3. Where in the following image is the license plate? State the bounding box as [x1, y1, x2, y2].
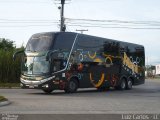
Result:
[29, 85, 34, 88]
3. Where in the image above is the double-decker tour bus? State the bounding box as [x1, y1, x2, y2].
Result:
[14, 32, 145, 93]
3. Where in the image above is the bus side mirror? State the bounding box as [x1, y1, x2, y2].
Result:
[13, 50, 24, 61]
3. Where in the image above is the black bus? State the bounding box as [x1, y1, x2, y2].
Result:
[14, 32, 145, 93]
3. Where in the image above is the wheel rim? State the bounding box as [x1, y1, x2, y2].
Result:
[128, 80, 132, 89]
[121, 80, 126, 89]
[69, 81, 76, 91]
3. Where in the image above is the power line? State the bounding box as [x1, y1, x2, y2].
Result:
[0, 19, 59, 24]
[0, 19, 58, 21]
[68, 24, 160, 30]
[0, 22, 159, 29]
[65, 17, 160, 30]
[66, 21, 160, 27]
[0, 24, 58, 27]
[0, 17, 160, 30]
[0, 22, 59, 24]
[0, 0, 50, 4]
[66, 18, 160, 25]
[0, 18, 160, 26]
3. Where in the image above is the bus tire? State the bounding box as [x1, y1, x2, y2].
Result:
[126, 78, 133, 90]
[117, 78, 126, 90]
[42, 89, 54, 94]
[65, 79, 78, 93]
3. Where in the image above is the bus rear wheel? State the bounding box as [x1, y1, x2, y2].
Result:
[65, 79, 78, 93]
[42, 88, 54, 94]
[116, 78, 126, 90]
[126, 78, 133, 90]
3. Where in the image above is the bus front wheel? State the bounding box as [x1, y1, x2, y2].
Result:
[42, 88, 54, 94]
[65, 79, 78, 93]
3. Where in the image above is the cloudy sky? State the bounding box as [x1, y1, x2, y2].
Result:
[0, 0, 160, 65]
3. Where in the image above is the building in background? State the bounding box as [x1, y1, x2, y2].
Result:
[156, 64, 160, 75]
[145, 65, 156, 78]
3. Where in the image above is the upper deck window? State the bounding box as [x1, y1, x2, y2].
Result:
[53, 33, 76, 50]
[26, 33, 54, 52]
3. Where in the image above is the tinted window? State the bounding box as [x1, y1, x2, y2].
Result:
[76, 35, 101, 51]
[53, 33, 76, 50]
[103, 40, 120, 55]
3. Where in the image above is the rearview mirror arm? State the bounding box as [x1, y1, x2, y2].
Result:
[13, 50, 24, 61]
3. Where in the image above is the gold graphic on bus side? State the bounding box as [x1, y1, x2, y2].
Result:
[123, 53, 138, 73]
[88, 51, 97, 59]
[89, 73, 105, 88]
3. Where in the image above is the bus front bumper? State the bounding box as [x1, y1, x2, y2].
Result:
[20, 76, 56, 89]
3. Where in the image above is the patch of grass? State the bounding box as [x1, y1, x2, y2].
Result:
[0, 83, 20, 88]
[0, 96, 7, 102]
[155, 76, 160, 79]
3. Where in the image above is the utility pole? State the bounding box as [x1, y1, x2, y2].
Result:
[60, 0, 66, 32]
[76, 29, 88, 34]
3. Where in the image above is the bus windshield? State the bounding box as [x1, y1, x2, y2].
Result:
[23, 32, 77, 75]
[22, 56, 50, 75]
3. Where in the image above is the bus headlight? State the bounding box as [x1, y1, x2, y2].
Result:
[42, 84, 49, 88]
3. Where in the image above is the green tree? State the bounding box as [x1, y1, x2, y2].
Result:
[0, 38, 23, 83]
[0, 38, 15, 51]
